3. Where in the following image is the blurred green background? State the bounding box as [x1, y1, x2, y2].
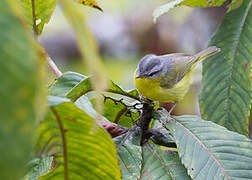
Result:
[40, 0, 226, 116]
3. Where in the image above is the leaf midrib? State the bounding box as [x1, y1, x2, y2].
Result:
[172, 119, 230, 180]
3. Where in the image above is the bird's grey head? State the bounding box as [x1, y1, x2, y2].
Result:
[136, 54, 163, 79]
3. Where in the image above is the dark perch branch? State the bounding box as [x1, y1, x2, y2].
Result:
[139, 102, 154, 145]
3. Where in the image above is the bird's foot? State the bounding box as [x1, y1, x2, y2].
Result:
[139, 94, 153, 104]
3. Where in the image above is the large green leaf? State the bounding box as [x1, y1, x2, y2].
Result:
[114, 131, 190, 180]
[0, 1, 45, 179]
[162, 114, 252, 179]
[35, 96, 121, 179]
[153, 0, 227, 22]
[200, 0, 252, 136]
[20, 0, 58, 35]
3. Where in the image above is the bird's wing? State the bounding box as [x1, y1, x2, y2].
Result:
[159, 54, 195, 88]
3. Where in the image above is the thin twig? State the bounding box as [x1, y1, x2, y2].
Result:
[31, 0, 63, 77]
[46, 53, 63, 77]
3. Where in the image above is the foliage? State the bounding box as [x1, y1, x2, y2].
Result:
[20, 0, 58, 35]
[200, 0, 252, 136]
[153, 0, 243, 22]
[1, 0, 252, 179]
[35, 96, 121, 179]
[161, 112, 252, 179]
[0, 0, 46, 179]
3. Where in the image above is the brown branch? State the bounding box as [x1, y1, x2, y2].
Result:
[51, 107, 68, 180]
[139, 102, 154, 145]
[31, 0, 38, 36]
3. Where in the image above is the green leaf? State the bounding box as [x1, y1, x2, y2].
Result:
[35, 96, 121, 179]
[50, 72, 140, 126]
[153, 0, 226, 23]
[76, 0, 103, 11]
[141, 144, 190, 180]
[114, 130, 190, 180]
[163, 114, 252, 179]
[114, 132, 142, 180]
[23, 157, 54, 180]
[102, 96, 139, 127]
[65, 73, 139, 102]
[50, 72, 86, 97]
[20, 0, 58, 35]
[64, 72, 140, 126]
[0, 1, 45, 179]
[200, 0, 252, 136]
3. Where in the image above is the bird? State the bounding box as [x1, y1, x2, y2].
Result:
[134, 46, 220, 111]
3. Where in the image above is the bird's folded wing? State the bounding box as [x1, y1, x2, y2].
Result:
[159, 54, 195, 88]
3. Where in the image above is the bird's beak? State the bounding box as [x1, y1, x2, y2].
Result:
[136, 73, 142, 79]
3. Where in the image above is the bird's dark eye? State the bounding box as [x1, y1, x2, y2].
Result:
[148, 72, 156, 77]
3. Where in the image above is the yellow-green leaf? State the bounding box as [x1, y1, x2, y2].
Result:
[20, 0, 58, 35]
[36, 96, 121, 179]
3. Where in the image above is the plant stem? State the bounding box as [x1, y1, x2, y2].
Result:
[139, 102, 154, 145]
[45, 53, 63, 77]
[31, 0, 38, 36]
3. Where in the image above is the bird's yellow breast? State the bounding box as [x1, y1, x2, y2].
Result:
[134, 71, 192, 102]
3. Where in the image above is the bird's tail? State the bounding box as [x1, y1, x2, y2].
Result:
[193, 46, 221, 64]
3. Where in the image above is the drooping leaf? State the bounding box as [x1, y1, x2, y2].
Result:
[162, 114, 252, 179]
[200, 0, 252, 136]
[114, 130, 190, 180]
[50, 71, 140, 126]
[23, 157, 54, 180]
[76, 0, 102, 11]
[153, 0, 227, 23]
[50, 71, 86, 97]
[35, 96, 121, 179]
[20, 0, 58, 35]
[50, 71, 139, 101]
[0, 1, 45, 179]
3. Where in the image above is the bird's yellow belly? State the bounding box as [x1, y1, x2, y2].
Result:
[134, 73, 192, 103]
